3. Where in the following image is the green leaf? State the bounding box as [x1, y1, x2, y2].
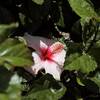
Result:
[64, 53, 81, 65]
[0, 38, 33, 68]
[32, 0, 44, 5]
[19, 13, 26, 25]
[56, 5, 65, 27]
[23, 87, 66, 100]
[67, 42, 82, 55]
[76, 77, 85, 86]
[68, 0, 98, 18]
[81, 18, 99, 52]
[89, 40, 100, 66]
[96, 40, 100, 47]
[0, 67, 12, 92]
[6, 74, 22, 100]
[90, 72, 100, 92]
[64, 53, 97, 74]
[0, 57, 33, 67]
[0, 94, 8, 100]
[0, 23, 18, 42]
[81, 78, 99, 94]
[0, 67, 22, 100]
[22, 74, 66, 100]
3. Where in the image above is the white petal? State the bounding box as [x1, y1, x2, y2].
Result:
[25, 63, 43, 75]
[43, 61, 62, 80]
[24, 33, 54, 52]
[31, 63, 43, 74]
[25, 52, 43, 75]
[52, 49, 66, 68]
[32, 52, 41, 64]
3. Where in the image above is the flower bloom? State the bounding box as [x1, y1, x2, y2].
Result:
[24, 33, 66, 80]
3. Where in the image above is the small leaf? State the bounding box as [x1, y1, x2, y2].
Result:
[76, 77, 85, 86]
[32, 0, 44, 5]
[56, 5, 65, 27]
[68, 0, 98, 18]
[64, 53, 97, 74]
[90, 72, 100, 92]
[19, 13, 26, 25]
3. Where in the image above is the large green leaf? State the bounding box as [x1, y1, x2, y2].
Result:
[64, 53, 97, 74]
[68, 0, 98, 18]
[22, 74, 66, 100]
[0, 38, 33, 68]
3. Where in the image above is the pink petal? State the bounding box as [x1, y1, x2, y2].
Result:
[24, 33, 54, 52]
[49, 42, 66, 67]
[49, 42, 64, 54]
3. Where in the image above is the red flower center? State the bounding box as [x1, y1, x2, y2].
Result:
[40, 47, 53, 61]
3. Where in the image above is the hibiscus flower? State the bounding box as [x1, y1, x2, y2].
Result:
[24, 33, 66, 80]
